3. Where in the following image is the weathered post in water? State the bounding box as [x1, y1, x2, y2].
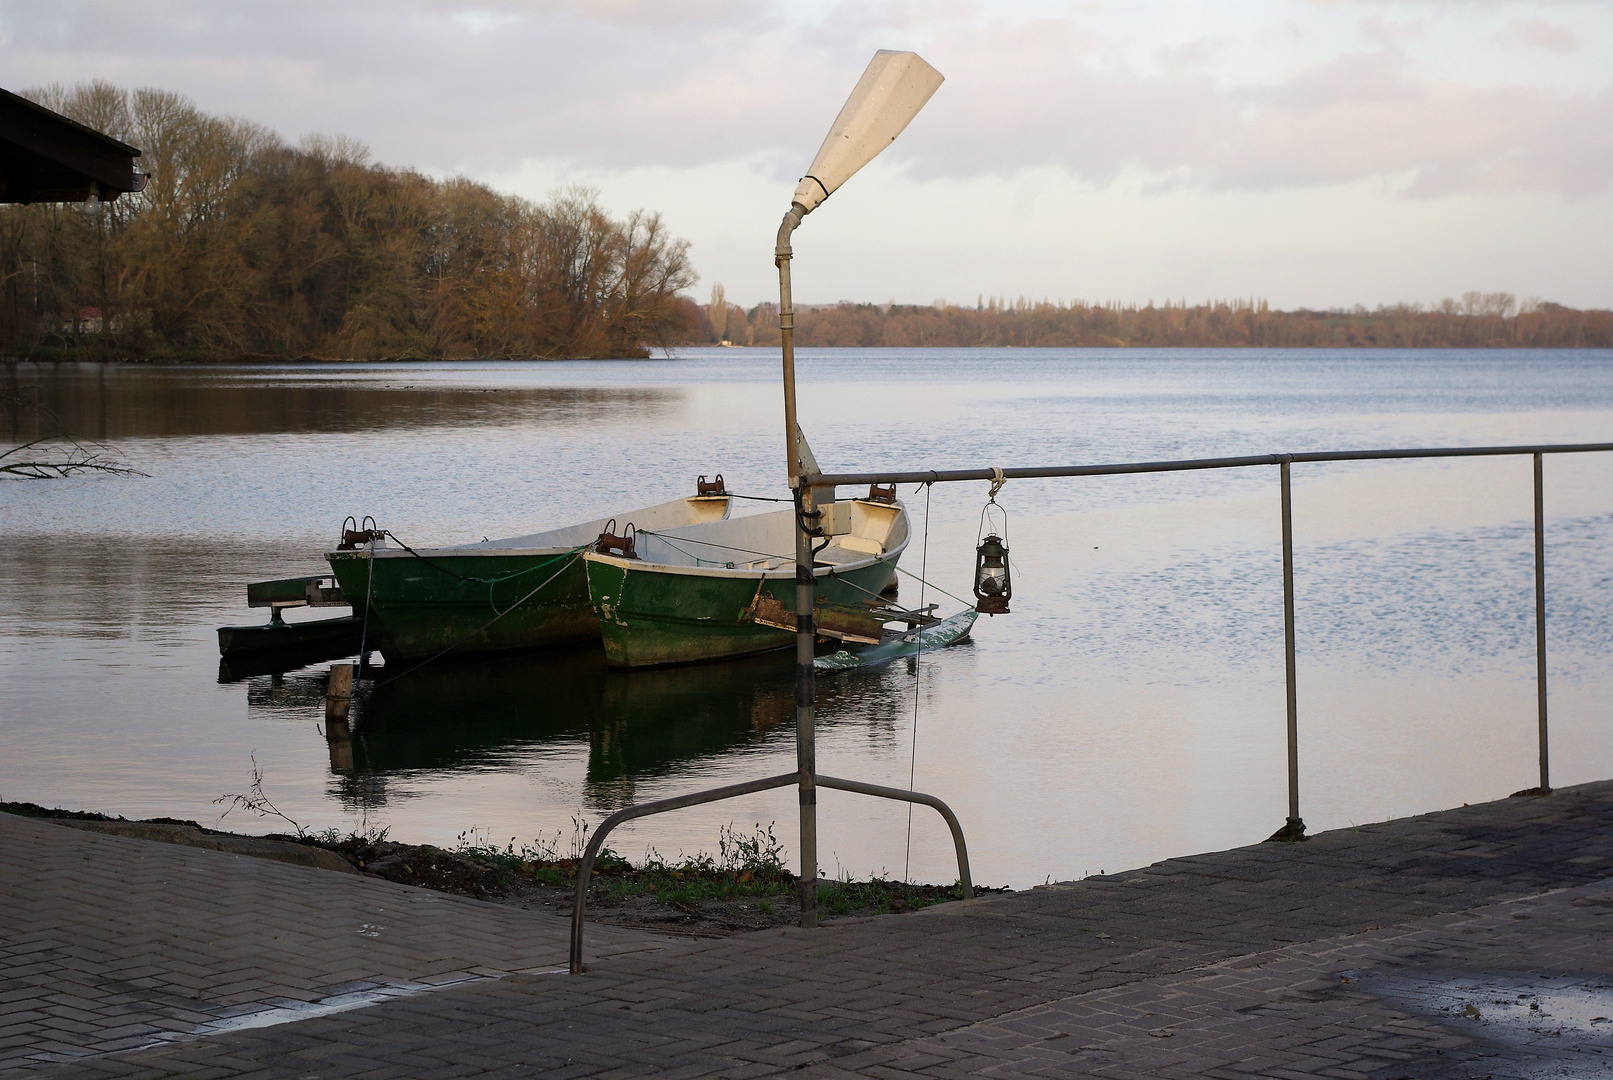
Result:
[325, 663, 355, 731]
[775, 50, 943, 927]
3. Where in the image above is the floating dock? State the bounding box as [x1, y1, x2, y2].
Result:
[217, 574, 365, 665]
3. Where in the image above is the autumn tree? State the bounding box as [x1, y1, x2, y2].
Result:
[0, 83, 697, 360]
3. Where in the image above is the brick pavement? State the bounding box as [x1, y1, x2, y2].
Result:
[0, 813, 665, 1070]
[6, 783, 1613, 1077]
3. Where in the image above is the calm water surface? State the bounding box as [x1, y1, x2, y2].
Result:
[4, 348, 1613, 887]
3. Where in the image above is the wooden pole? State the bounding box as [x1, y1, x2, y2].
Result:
[325, 663, 355, 732]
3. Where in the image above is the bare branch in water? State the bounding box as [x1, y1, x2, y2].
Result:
[0, 391, 143, 478]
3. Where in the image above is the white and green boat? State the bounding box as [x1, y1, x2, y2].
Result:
[584, 496, 910, 668]
[326, 492, 732, 661]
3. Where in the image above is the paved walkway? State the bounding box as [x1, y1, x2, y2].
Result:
[0, 814, 664, 1070]
[5, 783, 1613, 1078]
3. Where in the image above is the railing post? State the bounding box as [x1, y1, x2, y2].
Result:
[1269, 457, 1306, 842]
[1534, 451, 1551, 794]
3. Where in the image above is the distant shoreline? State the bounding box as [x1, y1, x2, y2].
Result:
[688, 297, 1613, 351]
[8, 341, 1613, 365]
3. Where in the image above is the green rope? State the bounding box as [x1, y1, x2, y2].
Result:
[636, 529, 791, 566]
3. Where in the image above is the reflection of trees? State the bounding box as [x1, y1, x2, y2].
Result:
[1, 82, 696, 362]
[1, 364, 678, 442]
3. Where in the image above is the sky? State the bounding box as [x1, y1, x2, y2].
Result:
[4, 0, 1610, 310]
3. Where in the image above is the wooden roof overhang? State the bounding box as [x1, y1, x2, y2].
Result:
[0, 87, 145, 204]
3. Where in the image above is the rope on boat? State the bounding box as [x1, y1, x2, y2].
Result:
[384, 531, 583, 587]
[635, 530, 793, 568]
[365, 547, 589, 691]
[821, 559, 972, 611]
[639, 526, 972, 608]
[640, 524, 974, 608]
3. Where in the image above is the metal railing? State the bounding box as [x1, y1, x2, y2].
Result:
[812, 441, 1613, 837]
[569, 773, 972, 973]
[565, 439, 1607, 975]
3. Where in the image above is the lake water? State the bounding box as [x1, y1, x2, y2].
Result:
[4, 348, 1613, 889]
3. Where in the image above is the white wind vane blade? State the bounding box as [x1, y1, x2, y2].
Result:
[792, 50, 943, 214]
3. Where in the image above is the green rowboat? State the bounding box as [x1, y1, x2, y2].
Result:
[326, 494, 731, 661]
[584, 498, 910, 668]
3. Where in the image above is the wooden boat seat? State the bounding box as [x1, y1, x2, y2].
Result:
[815, 542, 880, 566]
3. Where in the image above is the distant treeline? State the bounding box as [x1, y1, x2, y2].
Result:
[0, 82, 695, 361]
[690, 294, 1613, 349]
[7, 83, 1607, 362]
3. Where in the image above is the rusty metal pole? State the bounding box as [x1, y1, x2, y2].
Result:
[777, 206, 818, 927]
[1534, 451, 1551, 793]
[1277, 458, 1306, 840]
[795, 484, 818, 927]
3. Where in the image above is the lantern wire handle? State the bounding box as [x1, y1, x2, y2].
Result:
[979, 497, 1008, 544]
[979, 467, 1008, 541]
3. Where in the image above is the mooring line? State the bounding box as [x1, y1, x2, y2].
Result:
[365, 549, 587, 690]
[385, 531, 581, 587]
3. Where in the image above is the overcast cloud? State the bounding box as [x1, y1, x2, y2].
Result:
[4, 0, 1610, 307]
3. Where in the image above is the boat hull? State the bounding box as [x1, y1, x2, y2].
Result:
[324, 494, 731, 662]
[586, 555, 901, 668]
[327, 549, 592, 662]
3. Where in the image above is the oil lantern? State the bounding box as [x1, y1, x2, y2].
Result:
[973, 533, 1011, 614]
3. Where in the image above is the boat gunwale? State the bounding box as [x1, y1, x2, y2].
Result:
[583, 498, 910, 582]
[583, 551, 799, 581]
[584, 532, 908, 582]
[326, 545, 581, 561]
[321, 494, 734, 564]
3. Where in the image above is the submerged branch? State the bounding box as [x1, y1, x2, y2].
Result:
[0, 393, 143, 478]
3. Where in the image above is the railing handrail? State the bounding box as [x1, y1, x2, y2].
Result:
[807, 441, 1613, 488]
[568, 771, 974, 973]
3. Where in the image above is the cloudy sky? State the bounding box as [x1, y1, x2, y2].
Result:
[5, 0, 1610, 309]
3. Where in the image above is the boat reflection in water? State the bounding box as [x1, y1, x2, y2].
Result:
[252, 647, 800, 811]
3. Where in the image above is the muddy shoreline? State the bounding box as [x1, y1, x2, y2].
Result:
[1, 801, 1005, 937]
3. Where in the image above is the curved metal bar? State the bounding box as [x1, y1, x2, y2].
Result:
[815, 774, 973, 899]
[569, 772, 797, 973]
